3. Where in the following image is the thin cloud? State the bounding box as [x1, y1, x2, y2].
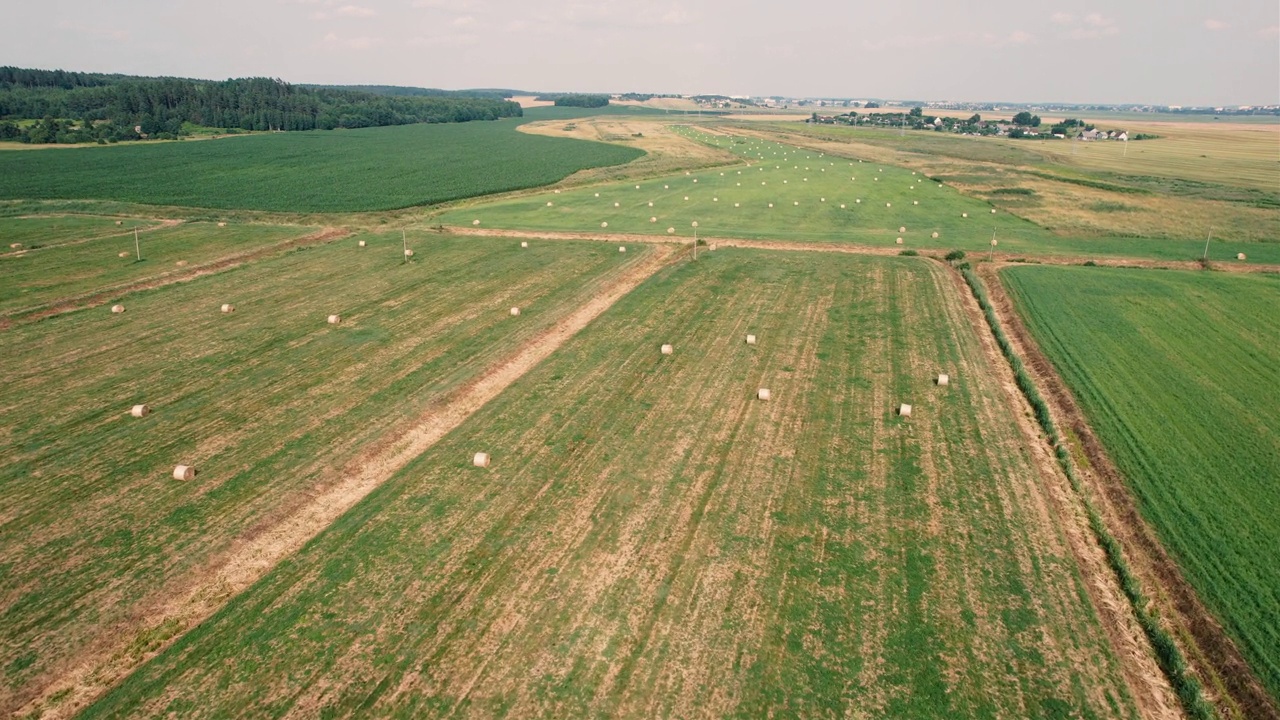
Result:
[1203, 19, 1229, 30]
[1259, 25, 1280, 37]
[321, 31, 380, 49]
[313, 4, 375, 19]
[1055, 11, 1119, 39]
[1050, 12, 1074, 25]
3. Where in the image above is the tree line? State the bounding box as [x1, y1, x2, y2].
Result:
[0, 67, 522, 144]
[536, 93, 610, 108]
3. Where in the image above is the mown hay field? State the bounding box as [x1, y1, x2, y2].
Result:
[440, 130, 1278, 264]
[0, 111, 642, 213]
[0, 216, 160, 250]
[0, 220, 310, 316]
[0, 233, 653, 714]
[1003, 265, 1280, 701]
[83, 250, 1137, 718]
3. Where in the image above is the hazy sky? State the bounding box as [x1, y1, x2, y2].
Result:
[3, 0, 1277, 106]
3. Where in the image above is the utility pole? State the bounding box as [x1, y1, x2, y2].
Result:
[402, 229, 408, 263]
[692, 221, 699, 261]
[1202, 227, 1214, 261]
[134, 227, 141, 261]
[989, 228, 997, 262]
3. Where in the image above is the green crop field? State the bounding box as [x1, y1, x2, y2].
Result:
[0, 220, 312, 316]
[82, 251, 1136, 718]
[1002, 265, 1280, 701]
[0, 110, 643, 213]
[439, 129, 1279, 263]
[0, 233, 654, 714]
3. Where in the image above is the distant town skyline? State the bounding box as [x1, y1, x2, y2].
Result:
[2, 0, 1277, 107]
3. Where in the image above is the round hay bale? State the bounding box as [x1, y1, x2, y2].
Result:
[404, 249, 414, 258]
[648, 201, 654, 207]
[757, 388, 771, 401]
[554, 189, 561, 194]
[991, 239, 999, 247]
[130, 404, 149, 418]
[885, 203, 891, 208]
[856, 199, 861, 204]
[746, 334, 757, 345]
[840, 204, 846, 209]
[661, 344, 673, 355]
[913, 200, 919, 205]
[650, 216, 657, 223]
[667, 227, 675, 234]
[510, 307, 520, 316]
[821, 198, 825, 202]
[217, 222, 226, 228]
[115, 220, 123, 226]
[358, 240, 367, 247]
[896, 238, 903, 244]
[175, 260, 187, 267]
[601, 222, 608, 228]
[636, 184, 642, 188]
[327, 314, 341, 325]
[221, 303, 235, 313]
[111, 304, 125, 314]
[931, 232, 939, 239]
[664, 185, 669, 189]
[614, 202, 620, 208]
[734, 203, 740, 208]
[173, 465, 197, 481]
[937, 374, 950, 386]
[1237, 252, 1247, 260]
[521, 241, 529, 248]
[683, 196, 689, 201]
[472, 452, 490, 468]
[991, 208, 997, 214]
[899, 226, 906, 233]
[713, 197, 718, 202]
[692, 179, 698, 183]
[473, 219, 481, 226]
[898, 403, 912, 417]
[118, 251, 130, 258]
[962, 212, 968, 218]
[768, 203, 774, 208]
[619, 246, 627, 253]
[546, 201, 554, 207]
[595, 192, 600, 197]
[794, 201, 799, 206]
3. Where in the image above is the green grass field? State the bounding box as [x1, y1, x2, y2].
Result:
[81, 251, 1135, 718]
[0, 111, 643, 213]
[1002, 265, 1280, 701]
[439, 129, 1279, 263]
[0, 233, 652, 713]
[0, 216, 159, 249]
[0, 221, 312, 316]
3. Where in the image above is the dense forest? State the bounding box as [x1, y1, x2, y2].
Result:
[0, 67, 522, 144]
[304, 84, 519, 101]
[536, 93, 610, 108]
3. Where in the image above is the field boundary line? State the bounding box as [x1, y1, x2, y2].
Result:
[936, 261, 1181, 720]
[443, 226, 1280, 274]
[21, 243, 677, 719]
[978, 263, 1279, 720]
[0, 226, 346, 328]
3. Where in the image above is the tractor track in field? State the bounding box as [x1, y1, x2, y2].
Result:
[18, 243, 677, 720]
[977, 262, 1279, 720]
[443, 226, 1280, 274]
[0, 226, 348, 329]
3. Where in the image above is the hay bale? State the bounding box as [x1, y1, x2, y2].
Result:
[601, 222, 608, 228]
[661, 344, 673, 355]
[962, 213, 968, 218]
[118, 251, 130, 258]
[913, 200, 919, 205]
[899, 226, 906, 233]
[840, 204, 846, 209]
[473, 219, 481, 226]
[856, 199, 861, 204]
[521, 241, 529, 248]
[175, 260, 187, 267]
[130, 404, 149, 418]
[115, 220, 123, 226]
[734, 203, 740, 208]
[221, 303, 235, 313]
[546, 201, 554, 207]
[757, 388, 771, 401]
[1237, 253, 1247, 260]
[619, 246, 627, 253]
[991, 209, 997, 214]
[217, 222, 226, 227]
[896, 238, 903, 244]
[328, 314, 341, 325]
[554, 189, 561, 194]
[683, 196, 689, 201]
[648, 201, 654, 207]
[931, 232, 939, 238]
[472, 452, 490, 468]
[650, 216, 657, 222]
[937, 374, 950, 386]
[595, 192, 600, 197]
[173, 465, 197, 481]
[111, 304, 125, 313]
[404, 249, 414, 257]
[667, 227, 675, 234]
[614, 202, 620, 208]
[768, 203, 773, 208]
[358, 240, 367, 247]
[886, 202, 891, 208]
[746, 334, 757, 345]
[510, 307, 520, 316]
[898, 403, 912, 417]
